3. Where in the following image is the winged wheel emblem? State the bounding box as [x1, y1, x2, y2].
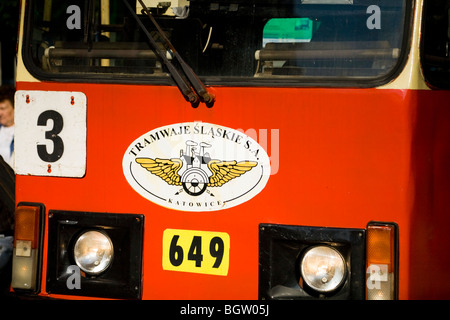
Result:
[136, 140, 257, 196]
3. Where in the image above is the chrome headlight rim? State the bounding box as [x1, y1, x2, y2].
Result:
[72, 229, 114, 276]
[300, 245, 347, 293]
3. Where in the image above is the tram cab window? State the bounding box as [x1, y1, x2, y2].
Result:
[421, 0, 450, 89]
[23, 0, 408, 86]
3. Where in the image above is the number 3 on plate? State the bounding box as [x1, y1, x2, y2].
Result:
[14, 91, 86, 177]
[162, 229, 230, 276]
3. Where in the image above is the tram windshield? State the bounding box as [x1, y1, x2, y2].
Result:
[23, 0, 408, 86]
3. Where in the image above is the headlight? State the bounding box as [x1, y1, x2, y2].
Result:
[300, 245, 346, 293]
[73, 230, 114, 275]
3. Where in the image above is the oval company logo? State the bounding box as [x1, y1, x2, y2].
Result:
[123, 122, 271, 212]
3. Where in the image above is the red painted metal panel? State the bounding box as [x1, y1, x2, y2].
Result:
[14, 81, 450, 299]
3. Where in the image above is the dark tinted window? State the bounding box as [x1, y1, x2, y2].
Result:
[421, 0, 450, 88]
[24, 0, 408, 86]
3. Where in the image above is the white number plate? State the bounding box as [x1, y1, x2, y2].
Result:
[14, 90, 87, 177]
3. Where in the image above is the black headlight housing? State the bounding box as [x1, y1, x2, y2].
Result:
[259, 223, 365, 300]
[46, 210, 144, 299]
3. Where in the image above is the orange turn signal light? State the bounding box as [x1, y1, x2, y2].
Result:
[12, 203, 44, 292]
[365, 222, 398, 300]
[366, 224, 395, 271]
[14, 205, 41, 248]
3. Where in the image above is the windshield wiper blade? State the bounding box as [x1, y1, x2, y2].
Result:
[122, 0, 200, 106]
[123, 0, 215, 107]
[137, 0, 215, 107]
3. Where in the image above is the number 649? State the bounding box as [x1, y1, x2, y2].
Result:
[169, 235, 224, 268]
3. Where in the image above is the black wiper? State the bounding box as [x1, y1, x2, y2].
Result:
[137, 0, 215, 107]
[83, 0, 94, 49]
[122, 0, 198, 105]
[123, 0, 215, 108]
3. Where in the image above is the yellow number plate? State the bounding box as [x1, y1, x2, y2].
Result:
[162, 229, 230, 276]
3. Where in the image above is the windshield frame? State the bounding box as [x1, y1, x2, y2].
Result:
[21, 0, 415, 88]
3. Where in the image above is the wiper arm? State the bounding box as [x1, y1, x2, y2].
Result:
[137, 0, 215, 107]
[122, 0, 215, 107]
[122, 0, 198, 105]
